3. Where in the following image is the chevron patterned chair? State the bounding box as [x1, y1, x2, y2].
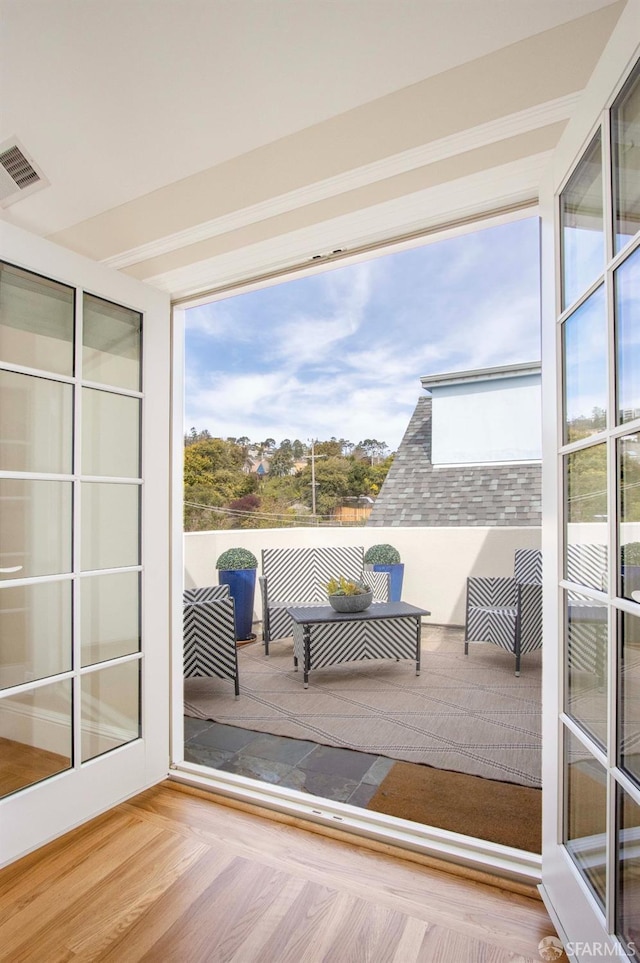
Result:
[183, 585, 240, 697]
[464, 548, 543, 676]
[260, 546, 390, 654]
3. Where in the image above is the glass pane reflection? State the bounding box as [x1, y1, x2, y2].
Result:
[616, 248, 640, 425]
[561, 132, 604, 309]
[83, 294, 141, 391]
[81, 572, 140, 667]
[565, 444, 608, 590]
[0, 370, 73, 474]
[619, 433, 640, 601]
[564, 728, 607, 909]
[566, 592, 607, 749]
[0, 679, 72, 798]
[81, 660, 140, 762]
[81, 483, 139, 571]
[82, 389, 140, 478]
[0, 479, 72, 579]
[563, 285, 607, 442]
[620, 610, 640, 785]
[616, 784, 640, 957]
[613, 62, 640, 253]
[0, 581, 72, 690]
[0, 262, 74, 376]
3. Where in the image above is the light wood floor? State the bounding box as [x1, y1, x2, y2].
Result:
[0, 781, 562, 962]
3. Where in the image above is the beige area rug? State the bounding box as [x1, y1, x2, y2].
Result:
[184, 626, 542, 788]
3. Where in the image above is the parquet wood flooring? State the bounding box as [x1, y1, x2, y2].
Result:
[0, 781, 563, 962]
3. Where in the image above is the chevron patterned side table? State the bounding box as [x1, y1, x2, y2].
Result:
[287, 602, 431, 688]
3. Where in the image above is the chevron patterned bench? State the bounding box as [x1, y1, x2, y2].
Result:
[183, 585, 240, 697]
[260, 546, 390, 655]
[288, 601, 431, 687]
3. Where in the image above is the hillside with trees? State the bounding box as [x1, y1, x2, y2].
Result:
[184, 431, 393, 531]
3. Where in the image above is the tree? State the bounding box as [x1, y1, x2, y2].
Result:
[185, 427, 211, 446]
[357, 438, 388, 465]
[228, 493, 261, 529]
[270, 446, 295, 477]
[315, 438, 343, 458]
[291, 439, 305, 459]
[183, 431, 393, 531]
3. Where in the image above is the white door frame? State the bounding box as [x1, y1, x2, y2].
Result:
[539, 2, 640, 950]
[0, 222, 171, 867]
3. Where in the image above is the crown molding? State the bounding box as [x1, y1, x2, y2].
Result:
[147, 152, 547, 301]
[105, 94, 575, 272]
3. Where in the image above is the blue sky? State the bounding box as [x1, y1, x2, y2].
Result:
[185, 216, 541, 452]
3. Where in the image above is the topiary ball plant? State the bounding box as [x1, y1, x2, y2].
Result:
[622, 542, 640, 566]
[364, 543, 401, 565]
[216, 547, 258, 570]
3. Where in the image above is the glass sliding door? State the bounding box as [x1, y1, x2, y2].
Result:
[0, 224, 170, 867]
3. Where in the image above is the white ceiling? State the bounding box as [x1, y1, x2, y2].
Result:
[0, 0, 626, 296]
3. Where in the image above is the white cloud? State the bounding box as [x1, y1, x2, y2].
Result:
[184, 218, 541, 449]
[268, 261, 373, 366]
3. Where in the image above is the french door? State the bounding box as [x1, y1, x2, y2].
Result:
[0, 222, 170, 866]
[541, 7, 640, 954]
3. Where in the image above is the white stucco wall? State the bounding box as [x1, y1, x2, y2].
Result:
[184, 525, 542, 626]
[430, 374, 542, 464]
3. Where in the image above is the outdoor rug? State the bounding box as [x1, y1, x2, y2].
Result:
[368, 761, 541, 852]
[184, 625, 542, 788]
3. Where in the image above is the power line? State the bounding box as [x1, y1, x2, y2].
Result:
[184, 501, 337, 521]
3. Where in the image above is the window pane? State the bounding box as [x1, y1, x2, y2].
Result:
[80, 483, 139, 571]
[0, 479, 72, 579]
[563, 285, 607, 442]
[613, 62, 640, 253]
[566, 591, 607, 749]
[0, 581, 72, 689]
[83, 294, 141, 391]
[620, 610, 640, 785]
[0, 262, 74, 376]
[619, 433, 640, 601]
[81, 660, 140, 762]
[561, 132, 604, 309]
[616, 784, 640, 958]
[0, 370, 72, 474]
[81, 572, 139, 667]
[616, 247, 640, 425]
[0, 679, 72, 797]
[564, 728, 607, 909]
[82, 389, 140, 478]
[565, 444, 608, 589]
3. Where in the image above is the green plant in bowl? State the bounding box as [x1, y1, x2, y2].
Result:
[326, 576, 373, 613]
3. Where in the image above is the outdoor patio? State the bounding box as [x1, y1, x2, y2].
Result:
[184, 624, 542, 788]
[184, 623, 544, 852]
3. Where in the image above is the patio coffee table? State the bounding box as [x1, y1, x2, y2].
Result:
[287, 601, 431, 688]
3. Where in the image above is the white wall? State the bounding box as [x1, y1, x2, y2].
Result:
[430, 374, 542, 464]
[184, 525, 542, 626]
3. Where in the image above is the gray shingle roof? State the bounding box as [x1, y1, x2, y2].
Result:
[367, 396, 541, 527]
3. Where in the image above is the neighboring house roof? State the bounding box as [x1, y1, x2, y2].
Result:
[244, 458, 270, 475]
[367, 396, 541, 527]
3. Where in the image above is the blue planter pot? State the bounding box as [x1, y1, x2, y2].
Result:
[218, 568, 257, 641]
[373, 562, 404, 602]
[622, 564, 640, 600]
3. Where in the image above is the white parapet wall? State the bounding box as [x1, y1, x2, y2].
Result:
[184, 526, 542, 626]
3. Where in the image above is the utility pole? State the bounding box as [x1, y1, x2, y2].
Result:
[307, 439, 326, 519]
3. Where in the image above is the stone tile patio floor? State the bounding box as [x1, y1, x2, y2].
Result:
[184, 716, 395, 807]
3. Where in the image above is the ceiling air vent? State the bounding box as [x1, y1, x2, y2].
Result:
[0, 138, 48, 208]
